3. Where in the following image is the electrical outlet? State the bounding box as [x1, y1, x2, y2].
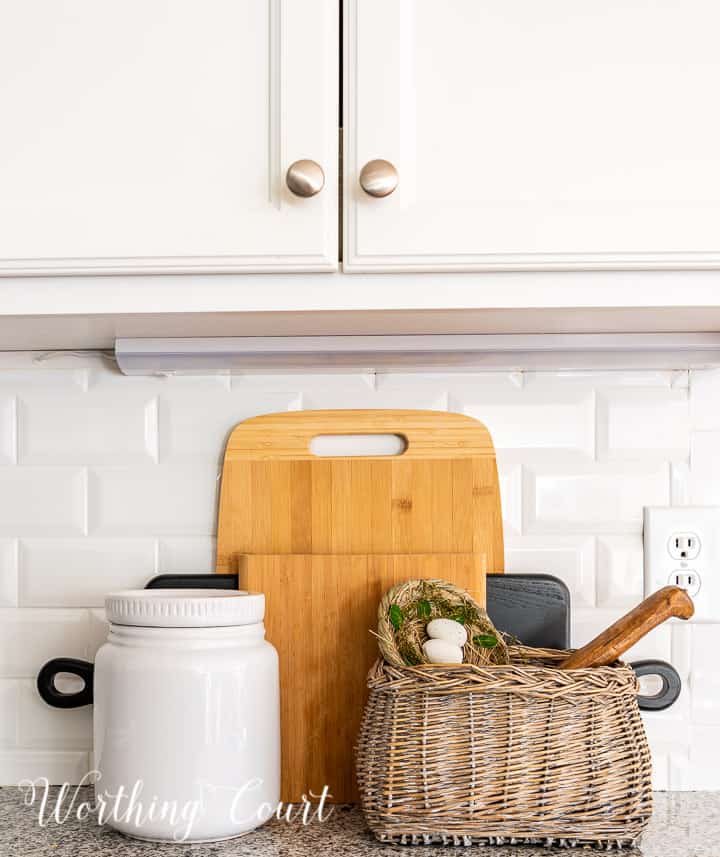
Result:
[644, 506, 720, 622]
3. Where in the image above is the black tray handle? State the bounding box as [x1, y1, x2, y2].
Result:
[632, 659, 682, 711]
[37, 658, 94, 709]
[145, 573, 238, 590]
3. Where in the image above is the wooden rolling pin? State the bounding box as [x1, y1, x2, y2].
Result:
[559, 586, 694, 670]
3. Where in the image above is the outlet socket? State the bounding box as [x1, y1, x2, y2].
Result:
[644, 506, 720, 622]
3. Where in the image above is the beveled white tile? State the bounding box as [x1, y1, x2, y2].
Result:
[18, 680, 92, 750]
[301, 384, 448, 411]
[0, 539, 18, 607]
[18, 392, 158, 465]
[504, 535, 595, 607]
[684, 726, 720, 790]
[450, 388, 594, 456]
[235, 373, 374, 393]
[87, 364, 231, 392]
[88, 608, 110, 658]
[0, 468, 85, 536]
[0, 680, 19, 747]
[158, 537, 216, 575]
[88, 466, 218, 535]
[524, 461, 669, 534]
[0, 367, 86, 391]
[158, 391, 300, 463]
[640, 692, 691, 749]
[571, 607, 672, 662]
[596, 388, 689, 462]
[379, 373, 520, 396]
[690, 368, 720, 430]
[0, 608, 90, 678]
[596, 535, 644, 607]
[0, 750, 90, 786]
[647, 751, 669, 791]
[668, 752, 695, 791]
[689, 625, 720, 726]
[689, 431, 720, 504]
[18, 539, 156, 607]
[524, 370, 676, 389]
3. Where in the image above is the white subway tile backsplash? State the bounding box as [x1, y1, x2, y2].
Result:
[301, 384, 448, 411]
[524, 462, 669, 533]
[504, 536, 595, 607]
[451, 387, 594, 456]
[17, 393, 158, 465]
[689, 431, 720, 505]
[17, 680, 92, 750]
[18, 539, 156, 607]
[596, 535, 644, 607]
[689, 625, 720, 726]
[0, 468, 86, 536]
[158, 391, 300, 464]
[0, 540, 18, 607]
[88, 466, 217, 536]
[0, 680, 19, 747]
[0, 750, 90, 786]
[157, 537, 216, 575]
[0, 608, 90, 678]
[0, 355, 717, 788]
[596, 388, 689, 462]
[0, 368, 86, 391]
[690, 368, 720, 430]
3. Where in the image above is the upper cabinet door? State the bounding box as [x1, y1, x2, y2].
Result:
[344, 0, 720, 273]
[0, 1, 337, 275]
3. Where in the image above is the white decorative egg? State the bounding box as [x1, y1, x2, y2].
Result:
[422, 638, 464, 665]
[426, 617, 468, 648]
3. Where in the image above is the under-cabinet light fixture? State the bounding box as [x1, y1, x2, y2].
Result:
[115, 333, 720, 374]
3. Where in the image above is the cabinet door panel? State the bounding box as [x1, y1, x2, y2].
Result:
[0, 0, 337, 274]
[344, 0, 720, 272]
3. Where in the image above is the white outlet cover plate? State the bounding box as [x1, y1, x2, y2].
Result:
[644, 506, 720, 623]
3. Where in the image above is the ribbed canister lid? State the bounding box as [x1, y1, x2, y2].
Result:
[105, 589, 265, 628]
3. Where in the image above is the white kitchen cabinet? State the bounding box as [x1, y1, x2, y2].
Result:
[343, 0, 720, 273]
[0, 0, 338, 275]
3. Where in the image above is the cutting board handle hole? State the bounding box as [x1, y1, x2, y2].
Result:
[309, 434, 407, 457]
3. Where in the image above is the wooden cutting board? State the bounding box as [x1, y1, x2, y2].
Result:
[238, 552, 486, 802]
[215, 409, 504, 801]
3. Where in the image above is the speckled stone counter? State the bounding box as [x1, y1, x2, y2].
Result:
[1, 788, 718, 857]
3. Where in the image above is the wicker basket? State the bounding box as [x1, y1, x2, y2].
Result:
[356, 646, 653, 849]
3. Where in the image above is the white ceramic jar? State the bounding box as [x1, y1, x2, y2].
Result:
[39, 590, 280, 843]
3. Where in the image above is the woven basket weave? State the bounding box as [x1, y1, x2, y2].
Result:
[356, 646, 653, 849]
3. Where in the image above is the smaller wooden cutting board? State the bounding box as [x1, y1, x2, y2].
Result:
[238, 552, 486, 802]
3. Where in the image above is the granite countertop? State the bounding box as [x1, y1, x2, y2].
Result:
[1, 788, 718, 857]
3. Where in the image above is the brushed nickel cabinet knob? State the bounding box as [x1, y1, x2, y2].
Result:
[286, 159, 325, 198]
[359, 159, 398, 197]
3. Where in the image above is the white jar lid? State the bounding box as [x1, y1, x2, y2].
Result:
[105, 589, 265, 628]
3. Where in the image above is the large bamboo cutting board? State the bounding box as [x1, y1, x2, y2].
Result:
[215, 409, 504, 801]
